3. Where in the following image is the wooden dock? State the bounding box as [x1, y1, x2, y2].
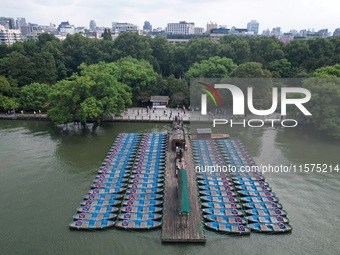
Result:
[162, 134, 206, 243]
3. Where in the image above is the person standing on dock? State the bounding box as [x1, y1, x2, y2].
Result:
[34, 111, 36, 116]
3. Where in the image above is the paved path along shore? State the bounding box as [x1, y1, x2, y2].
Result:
[0, 108, 282, 124]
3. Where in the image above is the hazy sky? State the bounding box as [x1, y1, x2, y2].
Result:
[2, 0, 339, 32]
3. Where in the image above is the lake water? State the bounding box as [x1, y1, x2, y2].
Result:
[0, 120, 339, 255]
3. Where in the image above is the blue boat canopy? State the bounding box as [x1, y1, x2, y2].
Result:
[179, 168, 190, 214]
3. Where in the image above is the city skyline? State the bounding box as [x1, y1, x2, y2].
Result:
[1, 0, 340, 32]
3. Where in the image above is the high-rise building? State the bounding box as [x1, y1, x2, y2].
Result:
[0, 17, 16, 29]
[143, 21, 152, 31]
[89, 20, 96, 31]
[317, 29, 328, 38]
[0, 25, 23, 45]
[333, 28, 340, 37]
[206, 22, 218, 34]
[247, 20, 259, 35]
[112, 22, 138, 33]
[166, 21, 195, 35]
[16, 18, 27, 29]
[271, 27, 281, 36]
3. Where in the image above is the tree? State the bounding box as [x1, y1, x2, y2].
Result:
[170, 44, 189, 78]
[304, 38, 334, 71]
[230, 62, 271, 78]
[186, 38, 219, 66]
[0, 95, 19, 110]
[0, 76, 12, 96]
[185, 56, 237, 79]
[249, 37, 284, 66]
[102, 28, 112, 41]
[0, 52, 36, 87]
[302, 78, 340, 139]
[268, 59, 292, 78]
[20, 83, 49, 111]
[151, 36, 172, 76]
[115, 57, 158, 104]
[313, 64, 340, 78]
[61, 33, 93, 74]
[165, 75, 189, 107]
[284, 40, 311, 69]
[113, 32, 153, 62]
[47, 62, 132, 125]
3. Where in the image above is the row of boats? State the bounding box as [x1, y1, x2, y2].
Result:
[192, 138, 292, 234]
[69, 133, 168, 230]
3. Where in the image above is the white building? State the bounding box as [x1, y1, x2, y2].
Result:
[0, 25, 23, 45]
[166, 21, 195, 35]
[194, 27, 205, 35]
[247, 20, 259, 35]
[112, 22, 139, 33]
[59, 25, 75, 36]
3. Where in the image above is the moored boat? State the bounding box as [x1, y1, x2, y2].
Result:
[204, 222, 250, 235]
[69, 219, 115, 230]
[248, 223, 292, 233]
[115, 219, 162, 229]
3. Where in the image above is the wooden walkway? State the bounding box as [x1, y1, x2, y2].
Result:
[162, 134, 206, 243]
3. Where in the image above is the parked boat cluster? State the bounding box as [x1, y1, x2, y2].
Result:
[69, 133, 167, 230]
[192, 139, 292, 234]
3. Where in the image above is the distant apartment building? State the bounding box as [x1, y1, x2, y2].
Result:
[317, 29, 329, 38]
[194, 27, 205, 35]
[89, 20, 96, 31]
[57, 21, 76, 35]
[143, 21, 152, 31]
[209, 27, 229, 41]
[0, 17, 16, 29]
[206, 22, 218, 34]
[271, 27, 281, 36]
[112, 22, 139, 33]
[334, 28, 340, 37]
[229, 27, 249, 35]
[0, 25, 23, 45]
[247, 20, 259, 35]
[16, 18, 27, 29]
[166, 21, 195, 34]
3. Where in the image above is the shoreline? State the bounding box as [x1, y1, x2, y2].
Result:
[0, 108, 285, 125]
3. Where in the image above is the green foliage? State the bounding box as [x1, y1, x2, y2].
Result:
[102, 28, 112, 41]
[230, 62, 271, 78]
[0, 76, 12, 96]
[249, 37, 284, 66]
[185, 56, 237, 79]
[0, 95, 19, 110]
[19, 83, 49, 111]
[186, 38, 219, 66]
[313, 64, 340, 78]
[151, 36, 172, 76]
[268, 59, 292, 78]
[47, 62, 132, 124]
[113, 32, 153, 62]
[165, 75, 189, 107]
[115, 57, 158, 104]
[302, 78, 340, 139]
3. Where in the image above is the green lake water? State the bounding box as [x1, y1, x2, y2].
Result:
[0, 120, 339, 255]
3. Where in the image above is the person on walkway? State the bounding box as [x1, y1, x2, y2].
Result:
[34, 111, 36, 116]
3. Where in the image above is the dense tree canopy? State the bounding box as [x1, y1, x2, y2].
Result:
[0, 32, 339, 137]
[185, 56, 237, 79]
[48, 62, 132, 124]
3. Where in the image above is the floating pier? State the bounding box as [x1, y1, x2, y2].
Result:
[161, 119, 206, 243]
[69, 120, 291, 238]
